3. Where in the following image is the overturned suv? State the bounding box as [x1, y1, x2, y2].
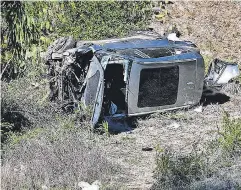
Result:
[45, 33, 240, 128]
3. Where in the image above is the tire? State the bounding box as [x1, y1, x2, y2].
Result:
[45, 36, 76, 61]
[55, 36, 76, 53]
[76, 41, 93, 48]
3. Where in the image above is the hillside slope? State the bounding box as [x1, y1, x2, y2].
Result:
[153, 1, 241, 65]
[103, 1, 241, 189]
[1, 1, 241, 190]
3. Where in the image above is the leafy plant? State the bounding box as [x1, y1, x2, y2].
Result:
[154, 150, 205, 189]
[1, 1, 152, 80]
[1, 1, 53, 79]
[55, 1, 152, 40]
[101, 121, 110, 137]
[218, 112, 241, 154]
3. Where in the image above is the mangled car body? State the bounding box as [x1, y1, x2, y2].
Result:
[45, 33, 240, 127]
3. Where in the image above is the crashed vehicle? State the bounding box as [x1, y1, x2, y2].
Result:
[45, 33, 240, 128]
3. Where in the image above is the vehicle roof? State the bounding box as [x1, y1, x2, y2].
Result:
[91, 38, 197, 51]
[76, 37, 200, 61]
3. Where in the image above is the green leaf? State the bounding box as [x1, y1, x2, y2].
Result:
[46, 21, 50, 30]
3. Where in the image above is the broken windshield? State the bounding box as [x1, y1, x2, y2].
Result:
[116, 48, 177, 58]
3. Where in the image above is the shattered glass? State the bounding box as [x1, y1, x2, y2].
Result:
[116, 48, 176, 58]
[138, 66, 179, 107]
[83, 70, 100, 106]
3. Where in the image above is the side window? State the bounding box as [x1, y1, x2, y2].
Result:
[138, 66, 179, 107]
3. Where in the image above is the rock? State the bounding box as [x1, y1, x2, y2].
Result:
[167, 33, 181, 41]
[78, 180, 101, 190]
[194, 105, 203, 113]
[42, 185, 48, 190]
[167, 122, 181, 129]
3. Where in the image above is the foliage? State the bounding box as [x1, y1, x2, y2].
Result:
[0, 1, 52, 78]
[1, 1, 152, 79]
[1, 2, 37, 59]
[218, 112, 241, 154]
[153, 114, 241, 189]
[55, 1, 152, 40]
[101, 121, 110, 137]
[154, 150, 205, 189]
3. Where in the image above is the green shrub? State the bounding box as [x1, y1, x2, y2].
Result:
[54, 1, 152, 40]
[153, 114, 241, 190]
[1, 1, 152, 79]
[218, 112, 241, 155]
[153, 150, 206, 189]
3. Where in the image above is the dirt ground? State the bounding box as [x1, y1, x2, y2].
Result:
[103, 2, 241, 189]
[1, 2, 240, 190]
[152, 1, 241, 64]
[103, 87, 241, 189]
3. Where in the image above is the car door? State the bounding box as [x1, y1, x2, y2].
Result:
[82, 55, 104, 126]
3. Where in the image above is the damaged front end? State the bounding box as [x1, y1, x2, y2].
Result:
[204, 58, 240, 90]
[45, 35, 240, 129]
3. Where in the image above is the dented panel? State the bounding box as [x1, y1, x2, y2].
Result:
[82, 55, 105, 126]
[205, 59, 240, 86]
[46, 34, 239, 128]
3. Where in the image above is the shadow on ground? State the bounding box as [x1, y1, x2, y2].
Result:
[1, 110, 31, 143]
[107, 91, 231, 134]
[201, 91, 230, 106]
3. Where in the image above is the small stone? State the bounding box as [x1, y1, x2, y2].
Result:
[42, 185, 48, 190]
[168, 122, 180, 129]
[194, 105, 203, 113]
[78, 180, 101, 190]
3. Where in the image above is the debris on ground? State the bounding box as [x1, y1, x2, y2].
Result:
[78, 180, 101, 190]
[194, 105, 203, 113]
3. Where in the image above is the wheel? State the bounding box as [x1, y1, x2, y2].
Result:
[45, 36, 76, 61]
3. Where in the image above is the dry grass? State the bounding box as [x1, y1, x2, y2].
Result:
[1, 123, 119, 189]
[101, 91, 241, 189]
[1, 77, 56, 143]
[152, 114, 241, 190]
[1, 78, 122, 190]
[150, 5, 241, 188]
[153, 1, 241, 67]
[170, 1, 241, 63]
[1, 2, 241, 189]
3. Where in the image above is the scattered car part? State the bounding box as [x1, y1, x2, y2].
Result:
[142, 147, 153, 151]
[205, 59, 240, 86]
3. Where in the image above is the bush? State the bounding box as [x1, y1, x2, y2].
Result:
[153, 150, 205, 189]
[1, 1, 152, 80]
[218, 112, 241, 155]
[1, 76, 54, 143]
[152, 114, 241, 190]
[53, 1, 152, 40]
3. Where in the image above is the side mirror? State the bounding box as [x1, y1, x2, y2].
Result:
[204, 59, 240, 87]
